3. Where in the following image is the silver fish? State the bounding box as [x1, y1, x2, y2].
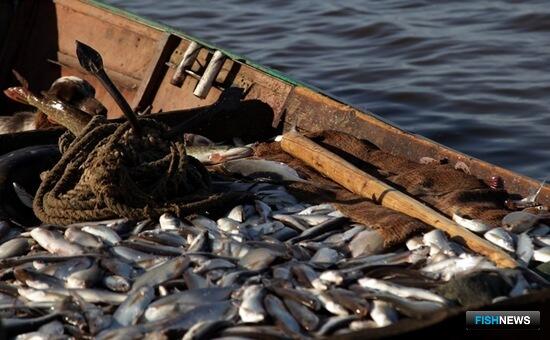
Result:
[529, 224, 550, 237]
[183, 268, 211, 289]
[292, 263, 326, 290]
[358, 277, 447, 304]
[111, 246, 154, 263]
[534, 235, 550, 247]
[310, 247, 341, 266]
[421, 254, 495, 281]
[239, 248, 278, 271]
[452, 213, 492, 233]
[30, 227, 85, 256]
[269, 285, 321, 311]
[326, 288, 370, 316]
[264, 294, 301, 334]
[318, 291, 349, 316]
[138, 230, 187, 247]
[254, 200, 272, 223]
[349, 320, 378, 330]
[283, 298, 319, 331]
[533, 246, 550, 263]
[0, 237, 31, 259]
[123, 239, 185, 256]
[272, 214, 308, 232]
[14, 267, 65, 289]
[188, 230, 208, 252]
[66, 261, 101, 288]
[223, 159, 307, 182]
[113, 286, 155, 327]
[324, 225, 365, 245]
[188, 145, 252, 165]
[195, 258, 236, 274]
[145, 287, 233, 322]
[18, 287, 126, 304]
[405, 236, 424, 251]
[484, 227, 515, 252]
[316, 315, 357, 335]
[65, 227, 104, 249]
[15, 320, 65, 340]
[132, 256, 189, 292]
[217, 217, 241, 234]
[239, 285, 267, 323]
[298, 203, 335, 216]
[148, 301, 233, 333]
[182, 320, 232, 340]
[355, 286, 444, 318]
[73, 296, 113, 335]
[423, 229, 455, 256]
[159, 213, 185, 230]
[192, 216, 222, 238]
[289, 217, 348, 244]
[104, 275, 131, 292]
[39, 257, 93, 280]
[227, 205, 246, 223]
[100, 257, 137, 279]
[516, 232, 534, 265]
[82, 225, 121, 246]
[370, 300, 398, 327]
[294, 214, 332, 227]
[502, 211, 548, 233]
[348, 229, 385, 258]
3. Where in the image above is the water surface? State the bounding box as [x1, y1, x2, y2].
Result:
[105, 0, 550, 180]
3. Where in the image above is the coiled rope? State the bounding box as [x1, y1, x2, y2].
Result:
[33, 116, 248, 225]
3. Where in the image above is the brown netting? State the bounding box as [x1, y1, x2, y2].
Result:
[254, 130, 513, 246]
[33, 116, 250, 225]
[308, 130, 511, 227]
[253, 141, 429, 248]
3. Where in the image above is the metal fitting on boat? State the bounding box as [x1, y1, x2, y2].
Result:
[170, 41, 201, 86]
[194, 50, 225, 99]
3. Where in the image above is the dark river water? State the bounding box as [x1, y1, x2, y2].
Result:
[104, 0, 550, 180]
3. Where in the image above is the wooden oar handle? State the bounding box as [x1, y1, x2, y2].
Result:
[281, 130, 518, 268]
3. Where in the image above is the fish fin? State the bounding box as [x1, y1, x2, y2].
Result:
[530, 176, 548, 202]
[11, 70, 29, 89]
[12, 182, 34, 208]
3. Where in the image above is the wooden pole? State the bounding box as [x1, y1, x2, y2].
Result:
[281, 130, 518, 268]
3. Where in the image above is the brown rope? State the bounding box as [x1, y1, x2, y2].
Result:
[33, 116, 248, 225]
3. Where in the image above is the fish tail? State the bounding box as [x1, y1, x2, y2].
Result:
[4, 87, 32, 104]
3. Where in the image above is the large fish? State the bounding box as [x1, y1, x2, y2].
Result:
[222, 158, 308, 183]
[4, 72, 102, 135]
[0, 145, 60, 225]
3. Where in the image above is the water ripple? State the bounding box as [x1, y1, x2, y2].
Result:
[104, 0, 550, 179]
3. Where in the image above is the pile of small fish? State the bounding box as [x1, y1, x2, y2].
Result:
[1, 139, 549, 339]
[452, 180, 550, 266]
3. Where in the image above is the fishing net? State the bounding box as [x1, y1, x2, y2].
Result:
[254, 130, 512, 246]
[253, 141, 430, 248]
[310, 130, 511, 226]
[33, 115, 250, 225]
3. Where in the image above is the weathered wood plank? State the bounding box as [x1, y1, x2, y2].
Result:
[131, 33, 181, 112]
[283, 86, 550, 204]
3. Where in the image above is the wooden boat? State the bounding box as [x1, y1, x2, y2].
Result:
[0, 0, 548, 337]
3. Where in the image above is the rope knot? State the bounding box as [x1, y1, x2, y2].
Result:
[33, 116, 248, 225]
